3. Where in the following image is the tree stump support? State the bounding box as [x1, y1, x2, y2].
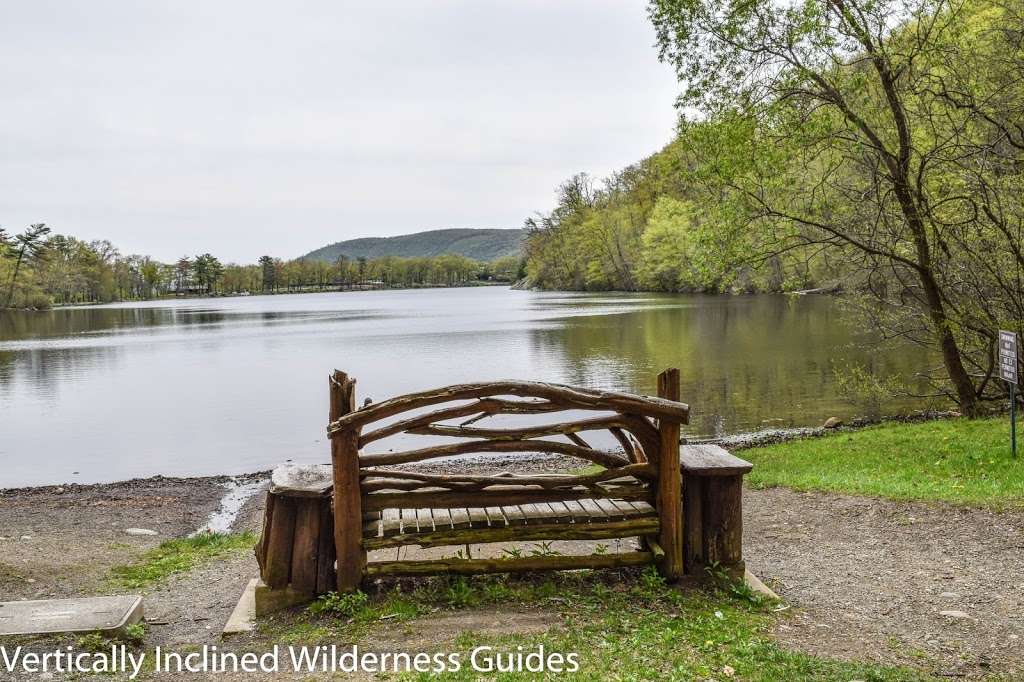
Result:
[680, 444, 752, 578]
[253, 464, 336, 615]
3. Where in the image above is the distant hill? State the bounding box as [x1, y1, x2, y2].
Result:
[303, 228, 526, 263]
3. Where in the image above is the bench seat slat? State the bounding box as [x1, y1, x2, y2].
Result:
[518, 504, 549, 525]
[484, 506, 508, 527]
[381, 509, 402, 537]
[576, 498, 608, 521]
[400, 508, 418, 534]
[503, 505, 528, 526]
[467, 507, 490, 528]
[534, 502, 563, 524]
[610, 499, 641, 518]
[595, 499, 626, 521]
[449, 507, 472, 529]
[627, 501, 656, 517]
[431, 508, 454, 532]
[363, 498, 656, 540]
[547, 501, 574, 523]
[416, 508, 435, 532]
[561, 500, 591, 523]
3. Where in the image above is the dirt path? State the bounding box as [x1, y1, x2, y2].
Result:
[744, 486, 1024, 679]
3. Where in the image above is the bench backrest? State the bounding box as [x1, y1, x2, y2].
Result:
[326, 369, 691, 588]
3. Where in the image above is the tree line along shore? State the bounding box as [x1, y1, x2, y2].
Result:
[0, 227, 526, 309]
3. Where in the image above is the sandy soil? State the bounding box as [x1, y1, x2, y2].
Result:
[745, 486, 1024, 679]
[0, 476, 234, 601]
[2, 468, 1024, 679]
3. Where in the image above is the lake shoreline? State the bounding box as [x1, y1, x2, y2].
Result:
[29, 280, 511, 310]
[0, 408, 966, 497]
[11, 282, 837, 312]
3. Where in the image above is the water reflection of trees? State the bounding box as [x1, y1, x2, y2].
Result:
[0, 308, 192, 393]
[0, 346, 123, 398]
[0, 308, 179, 341]
[529, 295, 932, 435]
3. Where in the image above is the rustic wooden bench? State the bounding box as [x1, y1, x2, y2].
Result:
[255, 369, 752, 607]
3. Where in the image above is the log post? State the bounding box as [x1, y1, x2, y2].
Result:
[683, 476, 706, 574]
[330, 370, 365, 592]
[254, 464, 335, 614]
[703, 476, 743, 567]
[261, 496, 296, 589]
[656, 368, 684, 581]
[680, 444, 753, 578]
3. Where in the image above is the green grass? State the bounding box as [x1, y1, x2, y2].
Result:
[272, 570, 925, 681]
[745, 417, 1024, 506]
[110, 531, 256, 588]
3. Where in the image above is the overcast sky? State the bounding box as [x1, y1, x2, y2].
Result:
[0, 1, 680, 263]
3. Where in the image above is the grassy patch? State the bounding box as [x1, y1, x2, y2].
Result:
[110, 531, 256, 589]
[270, 570, 925, 681]
[567, 464, 605, 476]
[745, 417, 1024, 506]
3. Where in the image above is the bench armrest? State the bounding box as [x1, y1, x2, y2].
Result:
[680, 444, 752, 477]
[271, 464, 334, 497]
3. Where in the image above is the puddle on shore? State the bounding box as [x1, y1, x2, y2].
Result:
[194, 478, 266, 535]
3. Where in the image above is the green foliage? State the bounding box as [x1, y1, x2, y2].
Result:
[75, 622, 146, 652]
[523, 140, 820, 294]
[191, 253, 224, 294]
[109, 531, 256, 588]
[303, 228, 526, 263]
[746, 418, 1024, 506]
[120, 622, 147, 645]
[308, 590, 369, 617]
[528, 541, 560, 557]
[633, 564, 668, 599]
[834, 362, 906, 420]
[635, 197, 698, 291]
[442, 577, 478, 608]
[75, 632, 108, 652]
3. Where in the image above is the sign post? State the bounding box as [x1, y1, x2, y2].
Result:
[1000, 330, 1018, 458]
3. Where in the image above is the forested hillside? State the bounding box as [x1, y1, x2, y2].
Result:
[304, 228, 525, 263]
[525, 0, 1024, 416]
[523, 120, 838, 294]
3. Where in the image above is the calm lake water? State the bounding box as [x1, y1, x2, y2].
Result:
[0, 288, 929, 487]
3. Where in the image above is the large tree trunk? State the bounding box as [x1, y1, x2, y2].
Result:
[918, 266, 981, 417]
[892, 172, 980, 417]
